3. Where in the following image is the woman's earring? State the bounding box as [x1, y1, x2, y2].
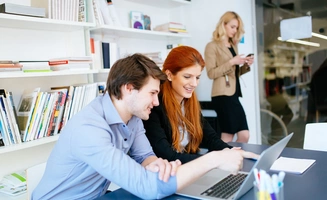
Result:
[168, 78, 172, 81]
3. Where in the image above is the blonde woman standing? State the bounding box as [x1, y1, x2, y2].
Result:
[204, 11, 254, 143]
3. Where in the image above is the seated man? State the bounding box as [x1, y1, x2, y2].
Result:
[32, 54, 251, 200]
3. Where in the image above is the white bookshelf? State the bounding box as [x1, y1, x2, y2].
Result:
[89, 26, 191, 40]
[0, 69, 98, 78]
[0, 135, 59, 155]
[0, 2, 95, 191]
[125, 0, 191, 8]
[0, 13, 95, 31]
[0, 0, 191, 198]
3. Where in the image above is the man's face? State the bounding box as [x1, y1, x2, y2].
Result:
[126, 77, 160, 120]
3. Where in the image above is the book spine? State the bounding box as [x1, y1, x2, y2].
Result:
[49, 60, 69, 65]
[102, 42, 110, 69]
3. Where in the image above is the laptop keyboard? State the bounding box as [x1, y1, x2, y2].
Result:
[201, 173, 247, 199]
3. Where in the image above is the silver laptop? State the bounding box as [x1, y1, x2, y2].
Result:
[176, 133, 294, 200]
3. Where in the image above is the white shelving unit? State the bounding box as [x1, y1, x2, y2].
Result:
[0, 135, 60, 155]
[89, 25, 191, 40]
[0, 0, 192, 198]
[0, 3, 95, 189]
[125, 0, 191, 8]
[0, 13, 95, 31]
[90, 0, 191, 74]
[0, 69, 99, 78]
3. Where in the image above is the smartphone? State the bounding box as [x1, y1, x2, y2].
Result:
[246, 53, 254, 57]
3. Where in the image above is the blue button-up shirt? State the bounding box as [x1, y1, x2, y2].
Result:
[32, 94, 177, 199]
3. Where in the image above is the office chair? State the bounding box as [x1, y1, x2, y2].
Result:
[303, 123, 327, 151]
[260, 108, 288, 145]
[26, 162, 46, 200]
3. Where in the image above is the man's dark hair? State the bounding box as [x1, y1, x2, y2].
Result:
[105, 53, 167, 99]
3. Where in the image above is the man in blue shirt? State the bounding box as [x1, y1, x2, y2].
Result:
[32, 54, 248, 199]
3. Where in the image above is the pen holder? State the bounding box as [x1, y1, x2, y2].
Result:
[253, 182, 284, 200]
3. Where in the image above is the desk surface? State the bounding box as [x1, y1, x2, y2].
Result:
[97, 142, 327, 200]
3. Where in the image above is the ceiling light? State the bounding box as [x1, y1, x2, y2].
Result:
[312, 32, 327, 40]
[277, 37, 320, 47]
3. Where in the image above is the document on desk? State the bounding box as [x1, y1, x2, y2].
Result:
[270, 156, 316, 174]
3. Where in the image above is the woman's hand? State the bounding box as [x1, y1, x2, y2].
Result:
[230, 54, 247, 65]
[245, 55, 254, 65]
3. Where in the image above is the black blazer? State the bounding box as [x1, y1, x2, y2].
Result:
[143, 98, 232, 164]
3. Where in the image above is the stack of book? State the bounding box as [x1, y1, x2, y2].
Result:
[154, 22, 188, 34]
[30, 0, 85, 22]
[142, 52, 164, 69]
[20, 61, 51, 73]
[0, 171, 27, 197]
[0, 61, 22, 73]
[0, 89, 21, 147]
[0, 3, 45, 18]
[48, 56, 92, 71]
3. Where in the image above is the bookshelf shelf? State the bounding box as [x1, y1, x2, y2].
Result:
[89, 26, 191, 40]
[98, 69, 111, 73]
[0, 70, 98, 78]
[0, 135, 59, 155]
[124, 0, 191, 8]
[0, 13, 95, 31]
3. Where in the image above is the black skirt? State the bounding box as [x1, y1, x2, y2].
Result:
[211, 92, 249, 134]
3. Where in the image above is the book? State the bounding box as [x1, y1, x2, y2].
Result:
[30, 0, 51, 18]
[102, 42, 110, 69]
[0, 3, 46, 18]
[98, 0, 114, 26]
[0, 119, 6, 146]
[0, 103, 10, 146]
[144, 15, 151, 30]
[130, 11, 144, 29]
[92, 0, 105, 25]
[51, 86, 74, 131]
[78, 0, 86, 22]
[49, 63, 91, 71]
[90, 38, 103, 70]
[0, 90, 21, 144]
[270, 156, 316, 174]
[37, 92, 56, 138]
[0, 170, 27, 196]
[48, 56, 92, 65]
[0, 95, 16, 145]
[106, 0, 121, 27]
[16, 88, 41, 142]
[48, 89, 67, 135]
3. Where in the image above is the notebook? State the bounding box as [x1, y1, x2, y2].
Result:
[176, 133, 294, 200]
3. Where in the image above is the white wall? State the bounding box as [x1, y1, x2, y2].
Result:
[184, 0, 261, 144]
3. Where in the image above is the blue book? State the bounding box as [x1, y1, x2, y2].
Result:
[102, 42, 110, 69]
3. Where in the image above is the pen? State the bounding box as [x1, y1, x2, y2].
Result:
[253, 168, 260, 186]
[272, 174, 280, 194]
[278, 171, 285, 184]
[264, 174, 277, 200]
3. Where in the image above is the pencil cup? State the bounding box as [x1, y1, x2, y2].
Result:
[253, 182, 284, 200]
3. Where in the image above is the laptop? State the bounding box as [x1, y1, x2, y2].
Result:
[176, 133, 294, 200]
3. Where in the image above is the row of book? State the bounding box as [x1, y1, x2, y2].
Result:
[90, 39, 119, 69]
[0, 82, 106, 146]
[31, 0, 87, 22]
[92, 0, 121, 27]
[0, 57, 92, 73]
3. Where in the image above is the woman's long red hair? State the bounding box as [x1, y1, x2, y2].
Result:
[162, 46, 205, 153]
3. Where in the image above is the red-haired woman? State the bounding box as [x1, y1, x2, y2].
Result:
[143, 46, 258, 163]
